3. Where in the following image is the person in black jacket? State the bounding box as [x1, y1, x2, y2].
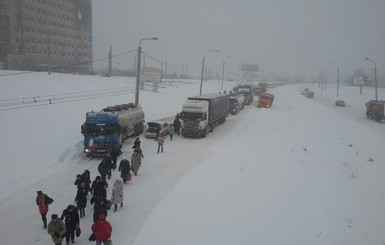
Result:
[98, 155, 113, 181]
[74, 183, 88, 218]
[118, 156, 131, 184]
[90, 195, 109, 222]
[74, 174, 85, 190]
[90, 176, 107, 198]
[132, 137, 141, 149]
[109, 147, 122, 170]
[173, 114, 181, 135]
[60, 204, 80, 245]
[81, 170, 91, 192]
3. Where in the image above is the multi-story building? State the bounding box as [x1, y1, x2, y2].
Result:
[0, 0, 92, 73]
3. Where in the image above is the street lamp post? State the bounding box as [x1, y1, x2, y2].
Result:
[327, 61, 339, 97]
[221, 56, 230, 91]
[365, 57, 378, 100]
[200, 50, 220, 95]
[135, 37, 158, 107]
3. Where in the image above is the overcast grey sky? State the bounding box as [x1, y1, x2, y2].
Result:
[92, 0, 385, 80]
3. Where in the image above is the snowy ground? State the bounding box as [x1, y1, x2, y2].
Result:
[0, 71, 384, 245]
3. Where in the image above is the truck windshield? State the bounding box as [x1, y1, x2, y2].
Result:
[260, 95, 271, 100]
[180, 112, 203, 120]
[83, 123, 119, 136]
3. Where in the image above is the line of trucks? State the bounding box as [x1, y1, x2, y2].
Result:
[81, 83, 271, 156]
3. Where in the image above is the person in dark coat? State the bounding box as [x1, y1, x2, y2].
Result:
[109, 147, 122, 170]
[131, 146, 144, 176]
[81, 169, 91, 191]
[173, 114, 181, 135]
[36, 190, 54, 229]
[90, 176, 107, 198]
[90, 195, 109, 222]
[118, 156, 131, 184]
[47, 214, 66, 245]
[60, 204, 80, 245]
[74, 174, 86, 190]
[98, 155, 113, 181]
[132, 137, 141, 149]
[74, 182, 88, 218]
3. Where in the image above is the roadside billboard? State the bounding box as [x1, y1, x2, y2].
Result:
[241, 64, 259, 72]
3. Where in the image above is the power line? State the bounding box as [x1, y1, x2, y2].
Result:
[0, 87, 136, 111]
[0, 49, 138, 77]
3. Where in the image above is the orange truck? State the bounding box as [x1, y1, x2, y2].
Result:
[365, 100, 385, 122]
[257, 93, 274, 108]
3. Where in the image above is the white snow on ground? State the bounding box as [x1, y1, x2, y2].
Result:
[0, 71, 384, 245]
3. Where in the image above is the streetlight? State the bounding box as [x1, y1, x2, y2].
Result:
[313, 64, 325, 91]
[326, 61, 339, 97]
[135, 37, 158, 107]
[200, 49, 220, 95]
[221, 56, 231, 91]
[365, 57, 378, 100]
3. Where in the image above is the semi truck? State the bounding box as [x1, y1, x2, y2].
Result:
[180, 93, 230, 137]
[229, 92, 245, 115]
[81, 103, 145, 156]
[365, 100, 385, 122]
[235, 84, 255, 105]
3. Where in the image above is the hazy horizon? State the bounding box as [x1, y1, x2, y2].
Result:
[92, 0, 385, 80]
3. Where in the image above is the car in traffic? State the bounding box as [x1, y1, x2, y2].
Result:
[144, 121, 171, 138]
[306, 91, 314, 98]
[335, 100, 346, 107]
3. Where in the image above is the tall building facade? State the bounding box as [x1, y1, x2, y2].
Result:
[0, 0, 92, 73]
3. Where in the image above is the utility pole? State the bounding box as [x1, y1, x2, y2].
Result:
[108, 45, 112, 75]
[135, 37, 158, 107]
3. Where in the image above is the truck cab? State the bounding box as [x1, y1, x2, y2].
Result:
[365, 100, 385, 122]
[257, 93, 275, 108]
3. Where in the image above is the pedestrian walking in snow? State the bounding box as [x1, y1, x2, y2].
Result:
[169, 123, 174, 140]
[98, 155, 113, 181]
[74, 183, 88, 218]
[36, 190, 54, 229]
[131, 146, 143, 176]
[47, 214, 66, 245]
[60, 204, 80, 245]
[173, 113, 181, 135]
[74, 174, 86, 190]
[81, 169, 91, 191]
[118, 156, 131, 184]
[90, 195, 109, 222]
[111, 179, 124, 212]
[91, 176, 107, 198]
[132, 137, 141, 149]
[91, 214, 112, 245]
[109, 147, 122, 170]
[157, 134, 165, 153]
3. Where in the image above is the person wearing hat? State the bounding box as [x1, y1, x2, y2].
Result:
[60, 204, 80, 245]
[47, 214, 66, 245]
[36, 190, 54, 229]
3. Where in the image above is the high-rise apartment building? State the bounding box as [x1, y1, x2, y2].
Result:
[0, 0, 92, 73]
